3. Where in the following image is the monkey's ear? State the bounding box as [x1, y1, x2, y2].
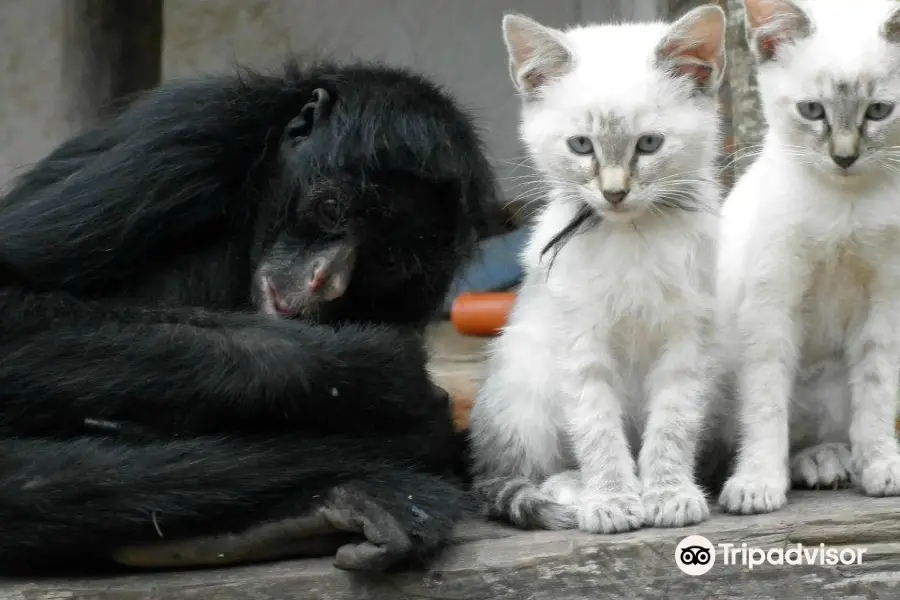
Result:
[743, 0, 812, 63]
[286, 88, 333, 140]
[655, 4, 727, 95]
[502, 13, 573, 95]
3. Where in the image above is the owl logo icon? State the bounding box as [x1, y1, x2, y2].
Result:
[675, 535, 716, 575]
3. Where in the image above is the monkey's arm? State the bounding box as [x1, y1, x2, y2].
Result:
[0, 71, 313, 292]
[0, 289, 446, 437]
[0, 435, 468, 574]
[112, 473, 468, 573]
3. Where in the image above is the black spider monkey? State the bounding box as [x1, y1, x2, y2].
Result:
[0, 59, 500, 574]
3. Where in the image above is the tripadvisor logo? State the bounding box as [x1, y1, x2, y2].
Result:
[674, 535, 868, 575]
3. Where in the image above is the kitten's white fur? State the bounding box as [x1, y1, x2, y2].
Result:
[715, 0, 900, 515]
[469, 6, 726, 532]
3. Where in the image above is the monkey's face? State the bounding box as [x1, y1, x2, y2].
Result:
[251, 85, 478, 326]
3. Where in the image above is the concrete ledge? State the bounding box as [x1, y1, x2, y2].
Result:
[3, 490, 900, 599]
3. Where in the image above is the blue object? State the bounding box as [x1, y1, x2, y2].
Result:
[441, 228, 527, 315]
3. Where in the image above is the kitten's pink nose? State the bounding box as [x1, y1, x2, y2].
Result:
[602, 189, 628, 205]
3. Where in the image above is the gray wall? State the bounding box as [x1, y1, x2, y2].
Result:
[0, 0, 68, 188]
[0, 0, 666, 197]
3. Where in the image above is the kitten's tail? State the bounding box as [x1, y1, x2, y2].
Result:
[474, 475, 578, 530]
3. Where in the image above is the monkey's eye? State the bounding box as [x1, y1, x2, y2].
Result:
[567, 136, 594, 155]
[315, 198, 345, 230]
[635, 134, 665, 155]
[865, 102, 894, 121]
[797, 101, 825, 120]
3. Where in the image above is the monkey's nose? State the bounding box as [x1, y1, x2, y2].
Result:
[602, 189, 628, 205]
[831, 154, 859, 169]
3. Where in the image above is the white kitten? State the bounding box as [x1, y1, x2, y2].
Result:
[468, 5, 726, 533]
[716, 0, 900, 516]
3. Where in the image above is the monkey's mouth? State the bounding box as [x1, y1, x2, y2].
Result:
[256, 244, 356, 320]
[261, 278, 304, 319]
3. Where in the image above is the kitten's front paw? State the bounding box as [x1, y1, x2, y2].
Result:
[718, 472, 788, 515]
[858, 455, 900, 497]
[641, 482, 709, 528]
[578, 492, 644, 534]
[790, 443, 854, 490]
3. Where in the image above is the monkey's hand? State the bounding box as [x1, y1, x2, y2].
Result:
[319, 484, 418, 572]
[113, 473, 467, 573]
[110, 487, 412, 573]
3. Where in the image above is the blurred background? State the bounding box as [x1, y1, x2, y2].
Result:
[0, 0, 757, 225]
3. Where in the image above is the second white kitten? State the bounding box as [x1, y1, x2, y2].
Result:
[715, 0, 900, 516]
[468, 5, 726, 533]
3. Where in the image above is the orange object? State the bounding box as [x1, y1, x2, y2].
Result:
[450, 292, 516, 337]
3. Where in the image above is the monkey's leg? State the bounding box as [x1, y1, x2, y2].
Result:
[114, 469, 473, 573]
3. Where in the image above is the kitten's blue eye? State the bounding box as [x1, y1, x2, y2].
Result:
[567, 136, 594, 155]
[865, 102, 894, 121]
[797, 101, 825, 120]
[636, 134, 664, 154]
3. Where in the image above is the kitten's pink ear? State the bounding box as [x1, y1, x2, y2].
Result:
[743, 0, 812, 62]
[502, 14, 572, 95]
[655, 5, 727, 94]
[881, 4, 900, 43]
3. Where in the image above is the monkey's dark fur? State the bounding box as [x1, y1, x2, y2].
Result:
[0, 59, 498, 574]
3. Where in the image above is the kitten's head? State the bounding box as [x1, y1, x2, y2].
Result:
[502, 5, 726, 222]
[744, 0, 900, 178]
